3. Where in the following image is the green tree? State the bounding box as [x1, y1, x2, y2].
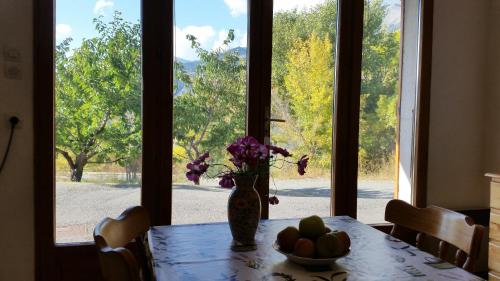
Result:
[284, 34, 334, 167]
[173, 30, 246, 162]
[272, 0, 400, 174]
[358, 0, 400, 172]
[55, 12, 141, 182]
[272, 1, 337, 93]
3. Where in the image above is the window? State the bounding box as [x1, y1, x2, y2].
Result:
[55, 0, 142, 242]
[35, 0, 433, 278]
[269, 0, 336, 219]
[172, 0, 248, 224]
[357, 0, 401, 223]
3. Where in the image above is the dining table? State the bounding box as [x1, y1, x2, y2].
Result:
[147, 216, 484, 281]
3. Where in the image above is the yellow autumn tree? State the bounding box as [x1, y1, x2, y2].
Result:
[284, 34, 334, 168]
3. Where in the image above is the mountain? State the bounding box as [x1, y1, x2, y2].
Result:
[176, 57, 199, 74]
[175, 47, 247, 74]
[174, 47, 247, 95]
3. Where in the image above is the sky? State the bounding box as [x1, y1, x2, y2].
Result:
[56, 0, 401, 61]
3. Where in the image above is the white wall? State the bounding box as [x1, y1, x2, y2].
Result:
[0, 0, 34, 281]
[426, 0, 492, 209]
[0, 0, 497, 280]
[0, 0, 35, 280]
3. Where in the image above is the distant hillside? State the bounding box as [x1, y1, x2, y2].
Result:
[174, 47, 247, 95]
[175, 47, 247, 74]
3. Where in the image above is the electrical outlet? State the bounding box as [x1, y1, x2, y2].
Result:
[3, 114, 22, 130]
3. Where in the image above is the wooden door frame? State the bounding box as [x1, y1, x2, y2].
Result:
[246, 0, 273, 219]
[34, 0, 56, 279]
[413, 0, 434, 208]
[332, 0, 365, 218]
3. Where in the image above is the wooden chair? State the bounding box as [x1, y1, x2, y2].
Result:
[94, 206, 152, 281]
[385, 199, 485, 272]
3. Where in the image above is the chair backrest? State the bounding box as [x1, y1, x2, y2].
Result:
[385, 199, 485, 272]
[94, 206, 151, 281]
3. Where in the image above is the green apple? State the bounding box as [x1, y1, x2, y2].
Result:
[316, 232, 345, 258]
[277, 226, 301, 253]
[299, 215, 326, 239]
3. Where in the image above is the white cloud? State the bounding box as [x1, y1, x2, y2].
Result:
[56, 24, 72, 41]
[175, 25, 216, 60]
[175, 26, 247, 60]
[212, 29, 247, 50]
[239, 31, 247, 48]
[94, 0, 114, 15]
[383, 3, 401, 28]
[274, 0, 326, 13]
[212, 30, 230, 50]
[224, 0, 247, 17]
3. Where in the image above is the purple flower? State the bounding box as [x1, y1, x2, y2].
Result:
[186, 162, 209, 174]
[186, 171, 201, 184]
[185, 157, 209, 184]
[269, 196, 280, 205]
[227, 136, 269, 167]
[268, 145, 291, 157]
[198, 151, 210, 162]
[297, 155, 309, 175]
[218, 174, 235, 189]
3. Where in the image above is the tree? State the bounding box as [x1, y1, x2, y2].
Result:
[173, 30, 247, 163]
[284, 34, 334, 167]
[271, 0, 401, 174]
[55, 12, 141, 182]
[358, 0, 401, 172]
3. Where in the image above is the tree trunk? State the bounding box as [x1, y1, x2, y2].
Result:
[71, 154, 88, 182]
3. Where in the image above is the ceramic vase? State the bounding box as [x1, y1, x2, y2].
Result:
[227, 175, 261, 251]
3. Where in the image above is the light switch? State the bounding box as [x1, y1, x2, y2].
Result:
[3, 46, 21, 62]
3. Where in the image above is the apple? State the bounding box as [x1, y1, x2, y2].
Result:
[293, 238, 315, 258]
[316, 233, 345, 258]
[299, 215, 326, 239]
[277, 226, 301, 253]
[335, 231, 351, 251]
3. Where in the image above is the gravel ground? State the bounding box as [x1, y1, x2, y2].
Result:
[55, 178, 393, 243]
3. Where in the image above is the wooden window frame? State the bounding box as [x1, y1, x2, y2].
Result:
[332, 0, 365, 218]
[34, 0, 433, 279]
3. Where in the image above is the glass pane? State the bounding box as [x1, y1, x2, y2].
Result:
[172, 0, 248, 224]
[269, 0, 336, 219]
[357, 0, 401, 223]
[55, 2, 142, 242]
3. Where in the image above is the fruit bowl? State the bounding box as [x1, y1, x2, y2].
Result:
[273, 241, 350, 267]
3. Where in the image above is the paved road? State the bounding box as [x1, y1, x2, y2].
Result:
[55, 178, 393, 243]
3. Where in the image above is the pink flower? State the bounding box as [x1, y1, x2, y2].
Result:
[269, 196, 280, 205]
[297, 155, 309, 175]
[219, 174, 235, 188]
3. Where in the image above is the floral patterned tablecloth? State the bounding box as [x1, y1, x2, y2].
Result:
[148, 216, 484, 281]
